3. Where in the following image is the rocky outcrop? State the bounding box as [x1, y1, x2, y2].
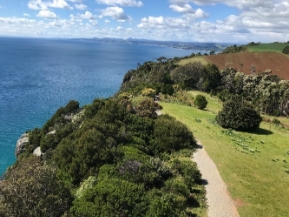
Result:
[15, 133, 29, 157]
[33, 147, 42, 157]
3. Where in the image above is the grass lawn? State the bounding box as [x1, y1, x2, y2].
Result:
[160, 92, 289, 217]
[178, 56, 209, 66]
[247, 43, 289, 53]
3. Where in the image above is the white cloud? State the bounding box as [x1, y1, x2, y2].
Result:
[75, 3, 87, 10]
[28, 0, 73, 10]
[80, 11, 95, 19]
[100, 7, 131, 22]
[169, 0, 274, 10]
[28, 0, 48, 10]
[2, 0, 289, 42]
[70, 14, 82, 22]
[23, 13, 30, 17]
[170, 3, 194, 13]
[47, 0, 73, 10]
[169, 2, 207, 20]
[96, 0, 143, 7]
[37, 10, 58, 19]
[89, 19, 98, 25]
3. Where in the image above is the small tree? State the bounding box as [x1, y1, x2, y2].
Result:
[282, 46, 289, 54]
[0, 157, 72, 217]
[194, 95, 208, 110]
[216, 96, 262, 132]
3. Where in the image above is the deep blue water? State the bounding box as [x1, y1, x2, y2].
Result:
[0, 37, 199, 175]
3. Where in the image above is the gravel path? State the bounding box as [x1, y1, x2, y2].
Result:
[193, 140, 240, 217]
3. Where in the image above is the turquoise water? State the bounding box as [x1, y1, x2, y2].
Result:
[0, 37, 198, 175]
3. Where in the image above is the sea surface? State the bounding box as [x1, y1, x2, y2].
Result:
[0, 37, 203, 175]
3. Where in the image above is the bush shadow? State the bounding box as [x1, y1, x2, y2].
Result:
[251, 128, 273, 135]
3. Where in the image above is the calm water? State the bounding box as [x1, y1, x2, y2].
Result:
[0, 37, 199, 175]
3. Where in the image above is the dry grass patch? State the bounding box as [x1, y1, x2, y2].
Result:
[178, 56, 209, 66]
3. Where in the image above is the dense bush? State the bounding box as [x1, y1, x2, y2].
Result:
[0, 157, 72, 217]
[282, 46, 289, 54]
[194, 95, 208, 109]
[216, 96, 262, 132]
[153, 115, 196, 154]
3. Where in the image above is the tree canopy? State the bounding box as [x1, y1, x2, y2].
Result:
[216, 96, 262, 132]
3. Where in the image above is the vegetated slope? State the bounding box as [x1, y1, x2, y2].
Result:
[204, 52, 289, 79]
[1, 97, 207, 217]
[161, 91, 289, 217]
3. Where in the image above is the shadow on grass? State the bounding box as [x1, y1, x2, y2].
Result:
[251, 128, 273, 135]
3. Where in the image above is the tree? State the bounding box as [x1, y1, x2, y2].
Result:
[282, 46, 289, 54]
[194, 95, 208, 109]
[0, 157, 72, 217]
[153, 115, 196, 154]
[216, 95, 262, 132]
[71, 178, 148, 217]
[135, 99, 162, 119]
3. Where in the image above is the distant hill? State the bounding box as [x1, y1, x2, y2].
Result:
[71, 37, 230, 52]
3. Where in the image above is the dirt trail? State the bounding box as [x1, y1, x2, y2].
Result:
[193, 140, 240, 217]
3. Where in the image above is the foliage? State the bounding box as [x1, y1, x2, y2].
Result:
[222, 45, 247, 53]
[153, 115, 196, 154]
[0, 156, 72, 217]
[163, 91, 195, 106]
[282, 45, 289, 54]
[135, 99, 162, 118]
[71, 178, 148, 217]
[216, 96, 262, 132]
[141, 88, 156, 97]
[120, 57, 289, 116]
[194, 95, 208, 109]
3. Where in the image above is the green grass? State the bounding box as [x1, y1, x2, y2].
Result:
[178, 56, 209, 66]
[247, 43, 289, 53]
[160, 92, 289, 217]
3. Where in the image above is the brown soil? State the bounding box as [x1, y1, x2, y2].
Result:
[204, 52, 289, 80]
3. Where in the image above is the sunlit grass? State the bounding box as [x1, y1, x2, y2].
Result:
[178, 56, 209, 66]
[247, 43, 289, 53]
[160, 91, 289, 217]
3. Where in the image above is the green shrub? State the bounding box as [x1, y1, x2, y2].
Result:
[282, 46, 289, 54]
[216, 96, 262, 132]
[194, 95, 208, 109]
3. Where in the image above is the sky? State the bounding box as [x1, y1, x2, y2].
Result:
[0, 0, 288, 43]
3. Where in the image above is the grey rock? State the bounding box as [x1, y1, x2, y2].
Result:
[33, 147, 42, 157]
[47, 130, 56, 135]
[15, 133, 29, 157]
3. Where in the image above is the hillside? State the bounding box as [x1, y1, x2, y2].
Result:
[204, 52, 289, 79]
[1, 97, 207, 217]
[161, 91, 289, 217]
[1, 49, 289, 217]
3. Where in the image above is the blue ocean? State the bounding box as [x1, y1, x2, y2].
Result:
[0, 37, 197, 175]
